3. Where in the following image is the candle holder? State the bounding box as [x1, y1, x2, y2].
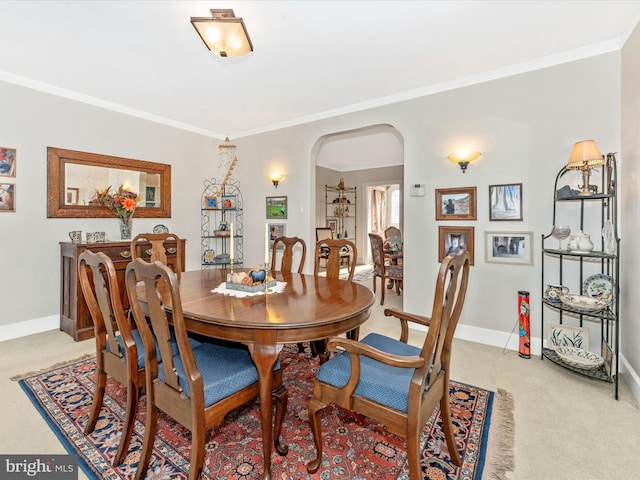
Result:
[264, 261, 271, 293]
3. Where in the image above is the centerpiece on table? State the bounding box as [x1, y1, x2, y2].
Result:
[383, 237, 403, 255]
[227, 267, 276, 293]
[94, 185, 140, 240]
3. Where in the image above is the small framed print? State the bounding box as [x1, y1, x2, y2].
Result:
[489, 183, 523, 221]
[269, 223, 286, 250]
[0, 147, 16, 177]
[0, 183, 15, 212]
[326, 217, 338, 233]
[485, 231, 533, 265]
[222, 195, 236, 210]
[66, 187, 79, 205]
[438, 226, 474, 265]
[266, 196, 288, 219]
[145, 186, 156, 202]
[435, 187, 477, 220]
[204, 195, 218, 209]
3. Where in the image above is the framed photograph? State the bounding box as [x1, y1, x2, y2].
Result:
[489, 183, 523, 221]
[269, 223, 286, 250]
[145, 186, 156, 202]
[0, 146, 16, 177]
[266, 196, 288, 219]
[435, 187, 477, 220]
[438, 226, 474, 265]
[0, 183, 15, 212]
[66, 187, 79, 205]
[204, 195, 218, 209]
[326, 217, 338, 233]
[222, 195, 237, 210]
[485, 231, 533, 265]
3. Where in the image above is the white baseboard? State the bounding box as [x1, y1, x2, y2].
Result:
[0, 315, 59, 342]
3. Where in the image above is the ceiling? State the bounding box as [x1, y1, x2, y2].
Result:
[1, 1, 639, 170]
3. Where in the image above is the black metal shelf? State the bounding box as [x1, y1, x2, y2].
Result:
[542, 299, 617, 321]
[542, 348, 612, 383]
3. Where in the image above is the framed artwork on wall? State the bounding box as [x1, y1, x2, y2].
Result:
[266, 196, 288, 219]
[489, 183, 523, 221]
[66, 187, 79, 205]
[326, 217, 338, 233]
[204, 195, 218, 209]
[438, 226, 474, 265]
[269, 223, 286, 250]
[485, 231, 533, 265]
[0, 183, 15, 212]
[435, 187, 477, 220]
[222, 195, 237, 210]
[0, 147, 16, 177]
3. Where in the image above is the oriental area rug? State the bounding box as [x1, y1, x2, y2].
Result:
[17, 345, 514, 480]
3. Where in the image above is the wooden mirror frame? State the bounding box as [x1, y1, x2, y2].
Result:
[47, 147, 171, 218]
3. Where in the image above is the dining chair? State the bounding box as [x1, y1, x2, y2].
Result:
[306, 250, 470, 479]
[78, 250, 145, 466]
[313, 238, 356, 282]
[125, 258, 288, 480]
[369, 233, 403, 305]
[384, 225, 402, 241]
[270, 236, 306, 277]
[130, 232, 182, 280]
[315, 227, 352, 271]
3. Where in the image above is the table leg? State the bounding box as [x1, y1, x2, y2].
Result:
[248, 333, 281, 480]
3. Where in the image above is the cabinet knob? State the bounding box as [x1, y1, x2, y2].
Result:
[119, 250, 131, 258]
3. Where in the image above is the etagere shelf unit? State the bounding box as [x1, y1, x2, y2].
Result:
[325, 184, 357, 244]
[541, 153, 620, 399]
[201, 178, 243, 269]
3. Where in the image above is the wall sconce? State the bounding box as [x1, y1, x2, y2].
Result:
[566, 140, 604, 196]
[190, 9, 253, 57]
[448, 150, 481, 173]
[269, 173, 284, 188]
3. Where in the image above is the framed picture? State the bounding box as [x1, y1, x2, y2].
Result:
[0, 147, 16, 177]
[485, 231, 533, 265]
[326, 217, 338, 233]
[65, 187, 79, 205]
[489, 183, 523, 221]
[269, 223, 286, 250]
[145, 186, 156, 202]
[438, 226, 474, 265]
[204, 195, 218, 209]
[0, 183, 15, 212]
[266, 196, 288, 219]
[222, 195, 237, 210]
[435, 187, 477, 220]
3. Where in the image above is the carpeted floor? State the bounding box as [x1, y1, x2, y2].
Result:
[16, 345, 514, 479]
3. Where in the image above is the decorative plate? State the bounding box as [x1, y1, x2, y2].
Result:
[582, 274, 615, 305]
[559, 294, 608, 312]
[153, 224, 169, 234]
[547, 323, 589, 351]
[555, 346, 604, 370]
[202, 249, 215, 264]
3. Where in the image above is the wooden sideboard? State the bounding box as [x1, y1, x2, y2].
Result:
[60, 239, 186, 341]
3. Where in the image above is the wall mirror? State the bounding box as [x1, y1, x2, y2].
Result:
[47, 147, 171, 218]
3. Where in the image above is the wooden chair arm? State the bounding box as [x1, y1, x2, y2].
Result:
[327, 337, 425, 369]
[383, 308, 432, 328]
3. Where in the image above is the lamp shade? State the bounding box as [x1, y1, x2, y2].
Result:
[567, 140, 604, 170]
[447, 150, 481, 164]
[191, 9, 253, 57]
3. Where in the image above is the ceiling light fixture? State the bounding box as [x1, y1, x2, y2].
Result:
[566, 140, 604, 196]
[447, 150, 481, 173]
[190, 9, 253, 57]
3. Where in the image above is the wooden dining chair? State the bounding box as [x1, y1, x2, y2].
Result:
[270, 236, 306, 277]
[306, 250, 470, 479]
[384, 226, 402, 241]
[369, 233, 403, 305]
[130, 232, 182, 280]
[125, 258, 288, 480]
[78, 250, 145, 466]
[313, 238, 356, 282]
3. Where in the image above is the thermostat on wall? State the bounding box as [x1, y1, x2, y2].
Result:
[410, 184, 426, 197]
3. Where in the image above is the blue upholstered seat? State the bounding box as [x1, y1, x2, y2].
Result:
[159, 342, 281, 407]
[316, 332, 421, 413]
[113, 329, 201, 369]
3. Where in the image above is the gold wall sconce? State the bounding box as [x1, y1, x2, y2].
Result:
[268, 173, 284, 188]
[190, 9, 253, 57]
[448, 150, 481, 173]
[566, 140, 604, 196]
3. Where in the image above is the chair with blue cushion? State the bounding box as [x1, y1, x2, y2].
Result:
[125, 258, 288, 480]
[78, 250, 145, 466]
[306, 250, 470, 479]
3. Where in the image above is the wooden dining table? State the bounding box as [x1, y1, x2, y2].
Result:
[138, 268, 375, 480]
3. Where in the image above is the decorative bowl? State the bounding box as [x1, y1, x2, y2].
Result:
[555, 346, 604, 370]
[559, 294, 608, 312]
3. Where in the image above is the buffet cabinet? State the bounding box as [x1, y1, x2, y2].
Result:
[60, 239, 186, 341]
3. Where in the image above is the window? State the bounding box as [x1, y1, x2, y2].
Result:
[391, 189, 400, 224]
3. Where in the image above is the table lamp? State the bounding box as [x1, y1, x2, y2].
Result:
[566, 140, 604, 196]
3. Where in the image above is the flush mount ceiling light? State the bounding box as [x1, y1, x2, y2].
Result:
[447, 150, 481, 173]
[190, 9, 253, 57]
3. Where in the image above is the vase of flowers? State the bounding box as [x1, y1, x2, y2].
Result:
[94, 185, 140, 240]
[383, 238, 403, 254]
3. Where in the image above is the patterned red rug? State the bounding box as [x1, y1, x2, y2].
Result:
[17, 344, 514, 479]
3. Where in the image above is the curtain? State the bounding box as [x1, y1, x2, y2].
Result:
[371, 189, 386, 233]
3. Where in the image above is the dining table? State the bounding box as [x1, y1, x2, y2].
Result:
[138, 268, 375, 480]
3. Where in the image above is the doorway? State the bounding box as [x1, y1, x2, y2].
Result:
[365, 183, 401, 264]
